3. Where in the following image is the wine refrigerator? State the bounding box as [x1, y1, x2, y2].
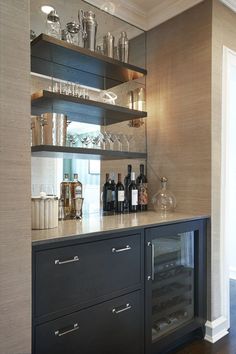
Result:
[145, 220, 207, 354]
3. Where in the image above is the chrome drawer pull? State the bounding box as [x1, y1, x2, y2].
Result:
[112, 303, 132, 314]
[112, 245, 131, 253]
[55, 256, 79, 265]
[55, 323, 79, 337]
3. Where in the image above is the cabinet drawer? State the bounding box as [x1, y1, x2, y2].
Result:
[35, 233, 141, 317]
[35, 291, 143, 354]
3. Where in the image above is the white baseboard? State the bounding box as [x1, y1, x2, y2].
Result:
[205, 316, 229, 343]
[229, 267, 236, 280]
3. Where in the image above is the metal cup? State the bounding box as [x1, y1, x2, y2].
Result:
[103, 32, 114, 58]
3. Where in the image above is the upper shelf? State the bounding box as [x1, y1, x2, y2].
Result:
[31, 145, 147, 160]
[31, 90, 147, 125]
[31, 34, 147, 90]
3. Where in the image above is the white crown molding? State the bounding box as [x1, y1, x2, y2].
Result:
[84, 0, 147, 30]
[147, 0, 203, 30]
[220, 0, 236, 12]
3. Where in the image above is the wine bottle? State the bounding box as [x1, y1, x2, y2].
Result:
[128, 172, 138, 212]
[115, 173, 125, 213]
[110, 173, 116, 212]
[124, 164, 132, 212]
[136, 164, 148, 211]
[103, 173, 113, 212]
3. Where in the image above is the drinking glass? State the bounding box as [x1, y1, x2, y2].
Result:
[79, 135, 91, 148]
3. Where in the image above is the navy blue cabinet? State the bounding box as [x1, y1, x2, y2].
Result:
[32, 219, 207, 354]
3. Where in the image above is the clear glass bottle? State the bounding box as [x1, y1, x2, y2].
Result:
[60, 173, 71, 218]
[46, 10, 61, 39]
[152, 177, 176, 212]
[70, 173, 83, 217]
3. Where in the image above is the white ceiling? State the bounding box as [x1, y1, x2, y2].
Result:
[85, 0, 236, 30]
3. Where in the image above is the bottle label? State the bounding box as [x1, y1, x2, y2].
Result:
[138, 183, 148, 205]
[65, 185, 70, 199]
[131, 190, 138, 206]
[75, 185, 82, 197]
[118, 190, 125, 202]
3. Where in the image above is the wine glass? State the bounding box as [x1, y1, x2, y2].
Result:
[110, 133, 122, 151]
[79, 135, 91, 148]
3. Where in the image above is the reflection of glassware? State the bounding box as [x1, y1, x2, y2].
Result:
[100, 91, 117, 105]
[103, 32, 114, 58]
[90, 133, 102, 148]
[110, 133, 122, 151]
[74, 197, 84, 219]
[82, 11, 97, 51]
[121, 134, 134, 151]
[152, 177, 176, 212]
[79, 135, 91, 148]
[127, 91, 133, 109]
[133, 87, 146, 111]
[66, 21, 80, 45]
[118, 31, 129, 63]
[96, 45, 103, 55]
[66, 134, 77, 147]
[46, 10, 61, 39]
[40, 184, 55, 196]
[30, 30, 36, 41]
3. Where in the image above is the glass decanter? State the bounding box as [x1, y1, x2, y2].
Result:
[152, 177, 176, 212]
[46, 10, 61, 39]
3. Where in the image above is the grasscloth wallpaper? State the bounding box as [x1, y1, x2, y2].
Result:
[0, 1, 31, 353]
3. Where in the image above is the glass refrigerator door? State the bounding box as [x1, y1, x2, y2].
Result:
[151, 232, 195, 342]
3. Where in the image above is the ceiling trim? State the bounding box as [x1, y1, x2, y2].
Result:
[84, 0, 147, 29]
[220, 0, 236, 12]
[147, 0, 204, 30]
[84, 0, 236, 31]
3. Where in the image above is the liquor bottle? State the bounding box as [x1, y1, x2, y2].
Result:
[103, 173, 113, 212]
[136, 164, 148, 211]
[128, 172, 138, 212]
[115, 173, 125, 213]
[124, 164, 132, 212]
[60, 173, 71, 219]
[71, 173, 83, 217]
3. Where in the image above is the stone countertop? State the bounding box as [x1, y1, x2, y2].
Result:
[32, 211, 210, 246]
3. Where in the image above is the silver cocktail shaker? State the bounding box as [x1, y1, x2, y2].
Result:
[82, 11, 97, 51]
[118, 31, 129, 63]
[103, 32, 114, 58]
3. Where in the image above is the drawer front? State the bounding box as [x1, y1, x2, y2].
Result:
[35, 291, 143, 354]
[35, 233, 141, 317]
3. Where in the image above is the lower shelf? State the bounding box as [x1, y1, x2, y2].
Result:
[31, 145, 147, 160]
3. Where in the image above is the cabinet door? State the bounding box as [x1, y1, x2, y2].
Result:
[35, 291, 143, 354]
[145, 220, 206, 354]
[35, 233, 141, 317]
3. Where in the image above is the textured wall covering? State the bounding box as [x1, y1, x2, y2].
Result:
[0, 1, 31, 353]
[146, 0, 212, 214]
[211, 0, 236, 321]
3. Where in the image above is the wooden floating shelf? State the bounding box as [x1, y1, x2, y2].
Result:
[31, 145, 147, 160]
[31, 90, 147, 126]
[31, 34, 147, 90]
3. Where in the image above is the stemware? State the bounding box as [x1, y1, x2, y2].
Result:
[110, 133, 122, 151]
[79, 135, 91, 148]
[67, 134, 77, 147]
